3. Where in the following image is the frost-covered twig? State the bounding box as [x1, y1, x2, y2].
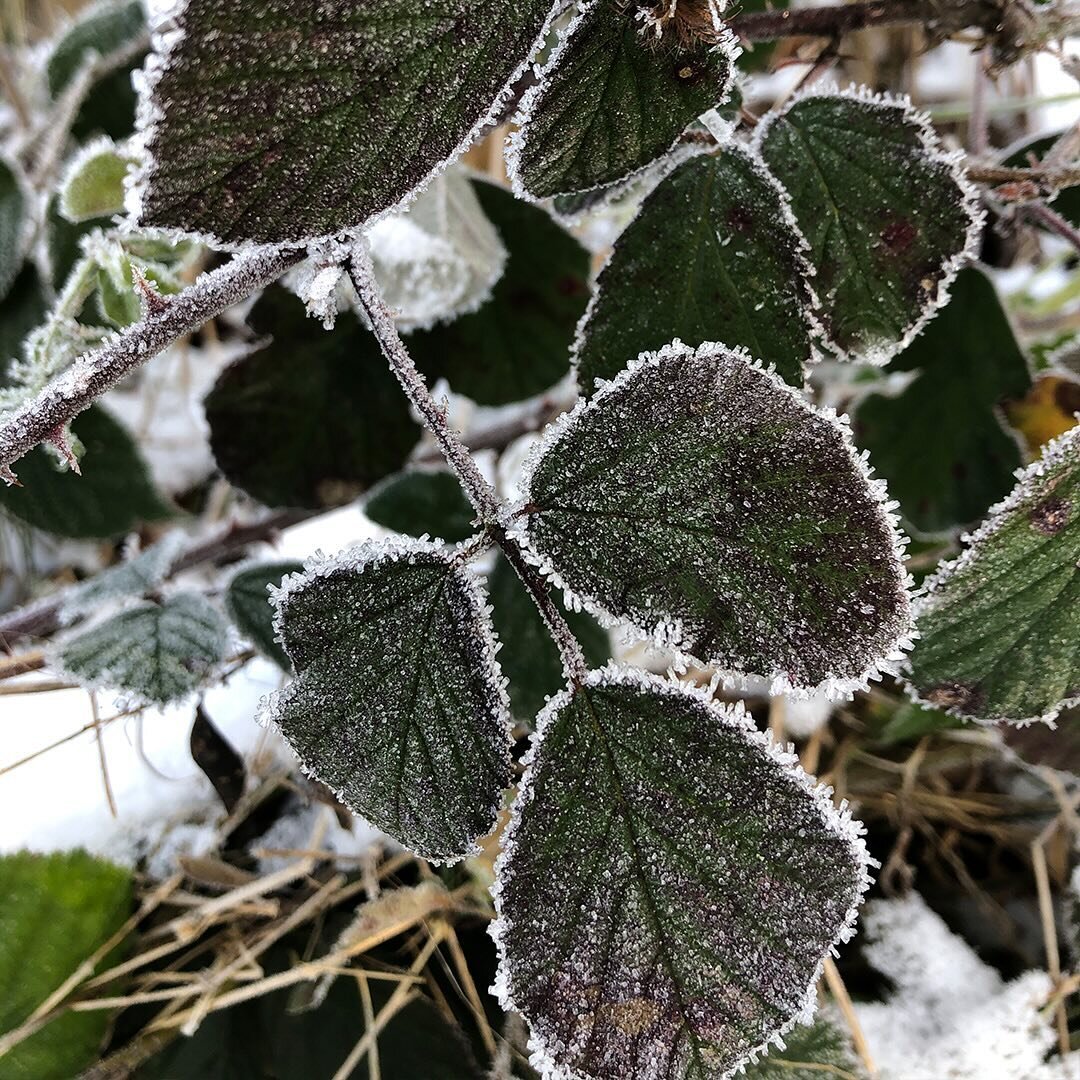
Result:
[0, 245, 304, 479]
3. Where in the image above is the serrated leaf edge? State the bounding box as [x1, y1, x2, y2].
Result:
[752, 82, 985, 367]
[511, 338, 916, 700]
[488, 660, 874, 1080]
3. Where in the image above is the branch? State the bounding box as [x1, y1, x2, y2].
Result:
[0, 244, 304, 480]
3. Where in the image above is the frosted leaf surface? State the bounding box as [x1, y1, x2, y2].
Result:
[742, 1014, 864, 1080]
[509, 0, 737, 200]
[492, 666, 870, 1080]
[0, 160, 26, 303]
[263, 541, 512, 863]
[55, 592, 228, 706]
[575, 148, 818, 394]
[132, 0, 557, 246]
[904, 423, 1080, 724]
[367, 169, 507, 332]
[520, 342, 912, 692]
[59, 139, 132, 223]
[756, 88, 981, 364]
[224, 560, 304, 670]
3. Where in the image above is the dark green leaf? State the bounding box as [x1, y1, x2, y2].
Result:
[364, 470, 476, 543]
[905, 423, 1080, 724]
[0, 158, 26, 303]
[0, 849, 131, 1080]
[264, 540, 512, 862]
[204, 287, 421, 509]
[521, 342, 912, 692]
[46, 196, 108, 290]
[409, 179, 590, 405]
[0, 267, 47, 387]
[0, 405, 171, 539]
[133, 0, 557, 246]
[1003, 132, 1080, 228]
[225, 560, 305, 669]
[757, 89, 981, 363]
[855, 268, 1031, 535]
[575, 148, 817, 394]
[743, 1015, 864, 1079]
[493, 668, 869, 1080]
[875, 701, 964, 746]
[56, 592, 228, 705]
[509, 0, 735, 199]
[488, 553, 609, 721]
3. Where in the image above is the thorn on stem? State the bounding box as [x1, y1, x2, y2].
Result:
[132, 265, 170, 317]
[45, 425, 81, 475]
[1, 464, 21, 487]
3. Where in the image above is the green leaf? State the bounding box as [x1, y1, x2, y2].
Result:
[575, 148, 817, 395]
[0, 405, 171, 539]
[521, 341, 912, 692]
[0, 268, 47, 386]
[60, 139, 131, 222]
[508, 0, 736, 200]
[1003, 132, 1080, 228]
[46, 196, 108, 290]
[264, 540, 512, 862]
[488, 553, 609, 722]
[204, 287, 421, 509]
[56, 592, 228, 705]
[409, 179, 590, 405]
[492, 667, 869, 1080]
[133, 0, 557, 246]
[364, 470, 477, 544]
[743, 1015, 865, 1080]
[875, 701, 963, 746]
[0, 849, 132, 1080]
[856, 269, 1031, 536]
[757, 88, 981, 364]
[0, 159, 26, 303]
[224, 560, 305, 670]
[905, 424, 1080, 724]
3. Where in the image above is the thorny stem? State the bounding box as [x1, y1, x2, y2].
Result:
[348, 250, 589, 686]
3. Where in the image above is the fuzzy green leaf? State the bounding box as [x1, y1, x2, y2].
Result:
[576, 148, 816, 394]
[134, 0, 556, 246]
[521, 342, 911, 691]
[488, 553, 610, 722]
[225, 561, 304, 670]
[57, 592, 228, 705]
[493, 668, 868, 1080]
[264, 541, 512, 862]
[0, 267, 47, 385]
[510, 0, 735, 199]
[0, 405, 171, 539]
[905, 424, 1080, 724]
[409, 179, 590, 405]
[0, 159, 26, 303]
[743, 1015, 865, 1079]
[757, 89, 979, 364]
[0, 850, 132, 1080]
[364, 470, 476, 544]
[856, 268, 1030, 535]
[60, 140, 131, 222]
[204, 287, 421, 509]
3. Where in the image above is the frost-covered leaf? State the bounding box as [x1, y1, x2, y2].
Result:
[60, 138, 132, 223]
[224, 561, 304, 670]
[0, 850, 132, 1080]
[0, 405, 171, 539]
[364, 470, 476, 544]
[575, 148, 817, 394]
[742, 1015, 864, 1080]
[264, 540, 512, 862]
[905, 424, 1080, 724]
[132, 0, 558, 246]
[492, 666, 869, 1080]
[508, 0, 736, 200]
[856, 268, 1031, 535]
[0, 267, 47, 385]
[488, 553, 610, 722]
[204, 287, 421, 509]
[756, 88, 981, 364]
[0, 158, 26, 303]
[56, 592, 228, 705]
[520, 341, 912, 692]
[409, 179, 590, 405]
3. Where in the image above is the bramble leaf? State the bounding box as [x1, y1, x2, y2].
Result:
[905, 424, 1080, 724]
[0, 158, 26, 303]
[757, 89, 980, 363]
[743, 1015, 865, 1080]
[56, 592, 228, 706]
[509, 0, 736, 200]
[204, 287, 421, 509]
[225, 561, 305, 669]
[520, 342, 912, 692]
[132, 0, 557, 246]
[856, 268, 1031, 535]
[409, 179, 590, 405]
[60, 138, 132, 223]
[364, 470, 477, 544]
[263, 540, 512, 862]
[0, 850, 132, 1080]
[575, 148, 817, 394]
[492, 667, 869, 1080]
[0, 268, 47, 385]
